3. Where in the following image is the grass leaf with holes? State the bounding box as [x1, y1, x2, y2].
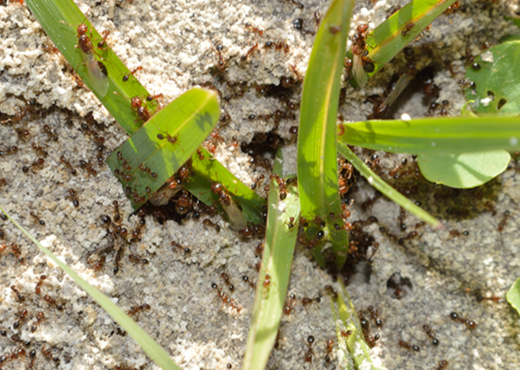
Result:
[297, 0, 354, 268]
[417, 41, 520, 188]
[351, 0, 458, 86]
[243, 151, 299, 370]
[25, 0, 160, 134]
[507, 277, 520, 316]
[106, 88, 220, 209]
[0, 206, 181, 370]
[337, 142, 440, 228]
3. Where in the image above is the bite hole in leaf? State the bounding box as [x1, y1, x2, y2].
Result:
[498, 98, 507, 110]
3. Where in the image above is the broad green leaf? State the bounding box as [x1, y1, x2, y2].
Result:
[25, 0, 159, 134]
[466, 41, 520, 114]
[297, 0, 355, 268]
[243, 151, 299, 370]
[353, 0, 457, 85]
[106, 88, 220, 209]
[185, 147, 266, 225]
[338, 143, 440, 228]
[418, 151, 510, 189]
[334, 281, 388, 370]
[0, 206, 180, 370]
[338, 116, 520, 155]
[507, 277, 520, 316]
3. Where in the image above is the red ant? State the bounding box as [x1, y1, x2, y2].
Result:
[283, 293, 297, 315]
[244, 22, 264, 37]
[220, 272, 235, 292]
[211, 283, 241, 313]
[172, 241, 191, 254]
[449, 312, 477, 330]
[122, 66, 143, 82]
[303, 335, 316, 364]
[401, 22, 414, 36]
[242, 275, 256, 289]
[435, 360, 449, 369]
[10, 285, 25, 302]
[13, 308, 29, 329]
[30, 311, 45, 333]
[422, 324, 439, 345]
[399, 340, 419, 351]
[35, 275, 47, 295]
[128, 254, 149, 265]
[127, 303, 151, 321]
[65, 188, 80, 207]
[114, 93, 152, 123]
[241, 43, 259, 61]
[30, 211, 45, 226]
[203, 219, 221, 233]
[31, 142, 48, 157]
[324, 338, 335, 364]
[89, 254, 106, 272]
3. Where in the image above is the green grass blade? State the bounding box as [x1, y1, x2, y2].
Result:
[507, 277, 520, 316]
[106, 88, 220, 209]
[330, 298, 354, 370]
[185, 147, 266, 225]
[338, 143, 441, 228]
[353, 0, 457, 84]
[243, 151, 300, 370]
[338, 116, 520, 155]
[0, 206, 180, 370]
[25, 0, 159, 134]
[335, 281, 388, 370]
[297, 0, 355, 268]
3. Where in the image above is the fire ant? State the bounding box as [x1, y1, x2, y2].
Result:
[10, 243, 24, 263]
[0, 145, 18, 156]
[242, 275, 256, 289]
[323, 285, 338, 300]
[211, 181, 232, 206]
[128, 254, 149, 265]
[30, 212, 45, 226]
[13, 308, 29, 329]
[211, 283, 241, 313]
[35, 275, 47, 295]
[203, 219, 220, 233]
[301, 295, 321, 309]
[10, 286, 25, 302]
[89, 254, 106, 272]
[79, 159, 98, 176]
[401, 22, 414, 36]
[283, 293, 297, 315]
[241, 42, 259, 61]
[114, 93, 152, 123]
[122, 66, 143, 82]
[303, 335, 316, 364]
[251, 174, 265, 190]
[30, 311, 45, 332]
[31, 142, 48, 157]
[367, 306, 382, 327]
[324, 338, 335, 364]
[1, 347, 26, 365]
[23, 158, 45, 173]
[399, 340, 419, 351]
[422, 324, 439, 345]
[172, 241, 191, 254]
[112, 200, 122, 223]
[156, 131, 179, 147]
[127, 303, 151, 321]
[449, 311, 477, 330]
[435, 360, 449, 370]
[220, 272, 235, 292]
[65, 189, 80, 207]
[42, 125, 58, 141]
[244, 22, 264, 37]
[498, 210, 510, 232]
[475, 291, 500, 303]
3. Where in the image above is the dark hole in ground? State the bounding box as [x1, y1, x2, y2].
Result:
[498, 98, 507, 110]
[387, 272, 413, 299]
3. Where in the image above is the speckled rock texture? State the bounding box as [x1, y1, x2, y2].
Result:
[1, 0, 520, 369]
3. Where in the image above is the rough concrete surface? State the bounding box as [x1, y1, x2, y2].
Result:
[1, 0, 520, 369]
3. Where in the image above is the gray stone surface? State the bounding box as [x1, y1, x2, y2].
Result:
[1, 0, 520, 369]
